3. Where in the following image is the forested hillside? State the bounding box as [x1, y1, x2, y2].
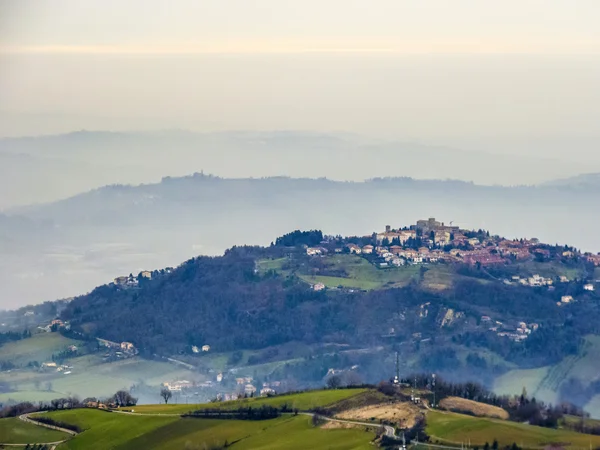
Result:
[59, 240, 600, 390]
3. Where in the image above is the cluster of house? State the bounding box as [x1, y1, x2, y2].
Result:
[482, 316, 539, 342]
[113, 270, 152, 288]
[41, 361, 74, 374]
[38, 318, 70, 333]
[97, 338, 137, 357]
[162, 379, 195, 391]
[212, 379, 279, 401]
[506, 274, 557, 287]
[234, 378, 280, 397]
[306, 218, 600, 275]
[192, 345, 211, 353]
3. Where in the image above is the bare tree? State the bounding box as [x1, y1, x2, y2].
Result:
[113, 390, 137, 407]
[160, 387, 173, 404]
[326, 375, 342, 389]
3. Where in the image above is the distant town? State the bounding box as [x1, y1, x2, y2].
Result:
[306, 217, 600, 270]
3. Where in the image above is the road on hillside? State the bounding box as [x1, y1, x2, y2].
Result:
[0, 413, 79, 450]
[114, 408, 397, 437]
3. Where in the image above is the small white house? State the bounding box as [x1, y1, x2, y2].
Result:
[584, 284, 595, 291]
[561, 295, 574, 303]
[313, 282, 325, 291]
[202, 345, 211, 352]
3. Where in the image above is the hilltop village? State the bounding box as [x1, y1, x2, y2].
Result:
[306, 217, 600, 275]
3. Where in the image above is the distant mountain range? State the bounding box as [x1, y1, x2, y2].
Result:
[1, 173, 600, 308]
[543, 172, 600, 188]
[1, 130, 595, 209]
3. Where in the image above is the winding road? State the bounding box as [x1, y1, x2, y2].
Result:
[8, 408, 398, 448]
[0, 412, 80, 449]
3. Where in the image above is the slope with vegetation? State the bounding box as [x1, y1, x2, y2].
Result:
[427, 410, 600, 449]
[0, 416, 69, 445]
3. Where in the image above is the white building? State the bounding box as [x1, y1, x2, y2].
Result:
[313, 282, 325, 291]
[584, 284, 595, 291]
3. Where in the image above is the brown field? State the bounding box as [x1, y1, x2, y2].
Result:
[321, 421, 363, 430]
[438, 397, 509, 420]
[335, 401, 423, 428]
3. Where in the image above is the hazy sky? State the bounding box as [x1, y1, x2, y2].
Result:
[1, 0, 600, 159]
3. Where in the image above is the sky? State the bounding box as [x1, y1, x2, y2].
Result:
[1, 0, 600, 159]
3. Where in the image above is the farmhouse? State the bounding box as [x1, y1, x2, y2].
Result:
[120, 342, 135, 352]
[313, 282, 326, 291]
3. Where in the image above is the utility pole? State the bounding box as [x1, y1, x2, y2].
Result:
[432, 373, 436, 408]
[394, 351, 400, 384]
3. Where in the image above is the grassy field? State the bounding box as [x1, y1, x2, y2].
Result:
[128, 414, 374, 450]
[0, 417, 69, 444]
[516, 261, 584, 280]
[297, 254, 422, 290]
[0, 332, 82, 367]
[0, 389, 63, 403]
[256, 257, 288, 273]
[427, 410, 600, 449]
[493, 367, 551, 402]
[0, 354, 202, 403]
[42, 409, 178, 449]
[44, 408, 374, 449]
[127, 388, 368, 414]
[585, 395, 600, 421]
[494, 335, 600, 409]
[258, 254, 490, 292]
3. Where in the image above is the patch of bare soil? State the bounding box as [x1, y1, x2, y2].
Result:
[438, 397, 509, 420]
[321, 421, 363, 430]
[335, 401, 423, 428]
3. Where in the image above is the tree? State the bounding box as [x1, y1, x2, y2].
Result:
[45, 381, 53, 392]
[326, 375, 342, 389]
[312, 414, 325, 427]
[160, 387, 173, 404]
[112, 390, 137, 407]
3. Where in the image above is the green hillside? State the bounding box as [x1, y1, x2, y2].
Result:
[42, 408, 374, 450]
[0, 416, 69, 444]
[494, 335, 600, 408]
[0, 332, 81, 366]
[427, 410, 600, 449]
[126, 388, 367, 414]
[0, 333, 202, 404]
